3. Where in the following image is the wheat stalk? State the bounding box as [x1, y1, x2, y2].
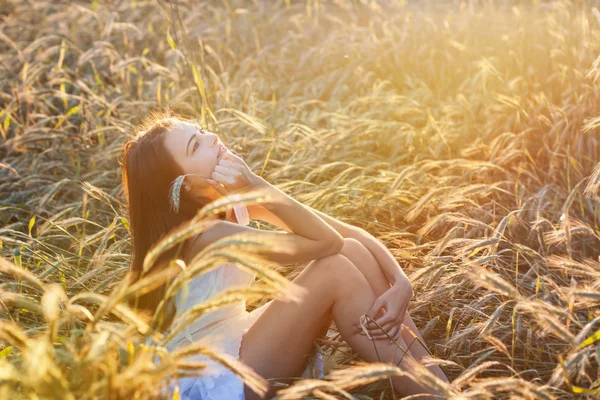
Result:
[169, 173, 209, 213]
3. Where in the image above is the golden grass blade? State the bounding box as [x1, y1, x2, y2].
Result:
[69, 292, 163, 342]
[3, 1, 600, 398]
[142, 218, 219, 276]
[162, 284, 290, 345]
[0, 290, 44, 316]
[0, 320, 29, 349]
[0, 256, 45, 292]
[41, 283, 68, 341]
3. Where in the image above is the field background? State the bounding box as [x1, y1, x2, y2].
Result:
[2, 0, 600, 398]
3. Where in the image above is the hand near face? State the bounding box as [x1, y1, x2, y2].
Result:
[208, 148, 260, 194]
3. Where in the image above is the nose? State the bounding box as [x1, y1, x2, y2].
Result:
[204, 132, 219, 147]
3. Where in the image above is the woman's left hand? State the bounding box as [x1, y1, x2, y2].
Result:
[355, 278, 413, 341]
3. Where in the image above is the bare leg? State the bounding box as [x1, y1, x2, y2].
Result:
[340, 238, 449, 383]
[239, 253, 443, 399]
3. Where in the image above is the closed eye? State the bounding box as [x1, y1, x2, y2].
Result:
[192, 141, 199, 153]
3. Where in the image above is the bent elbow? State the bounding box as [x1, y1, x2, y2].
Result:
[323, 234, 344, 257]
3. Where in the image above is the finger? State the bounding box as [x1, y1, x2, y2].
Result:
[364, 325, 387, 339]
[212, 168, 238, 181]
[372, 321, 400, 339]
[354, 315, 371, 330]
[367, 325, 394, 339]
[371, 332, 393, 341]
[378, 322, 397, 336]
[368, 332, 393, 340]
[387, 325, 400, 341]
[366, 297, 386, 320]
[217, 158, 242, 170]
[356, 326, 367, 336]
[364, 312, 390, 330]
[374, 311, 398, 331]
[212, 171, 236, 185]
[379, 324, 398, 339]
[364, 321, 385, 333]
[356, 325, 373, 334]
[222, 150, 252, 173]
[356, 317, 379, 337]
[214, 165, 241, 177]
[364, 320, 386, 333]
[383, 314, 405, 333]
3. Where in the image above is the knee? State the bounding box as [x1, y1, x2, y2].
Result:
[309, 253, 367, 294]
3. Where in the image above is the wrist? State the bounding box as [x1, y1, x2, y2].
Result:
[250, 174, 270, 189]
[250, 175, 281, 209]
[393, 277, 413, 296]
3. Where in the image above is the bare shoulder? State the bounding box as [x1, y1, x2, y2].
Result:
[183, 219, 261, 261]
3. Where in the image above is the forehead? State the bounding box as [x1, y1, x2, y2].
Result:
[163, 120, 197, 154]
[171, 120, 196, 134]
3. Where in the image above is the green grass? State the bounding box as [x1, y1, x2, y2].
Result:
[2, 0, 600, 398]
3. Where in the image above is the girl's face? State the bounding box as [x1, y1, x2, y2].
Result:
[163, 120, 227, 198]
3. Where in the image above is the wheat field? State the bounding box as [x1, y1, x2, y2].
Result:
[1, 0, 600, 399]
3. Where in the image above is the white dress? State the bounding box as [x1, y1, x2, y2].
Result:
[165, 203, 325, 400]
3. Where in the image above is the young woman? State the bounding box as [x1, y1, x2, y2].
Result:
[121, 114, 449, 400]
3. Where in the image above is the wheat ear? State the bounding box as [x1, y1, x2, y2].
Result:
[169, 173, 213, 213]
[169, 175, 186, 213]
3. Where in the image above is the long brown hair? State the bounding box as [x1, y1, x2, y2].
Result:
[121, 111, 225, 331]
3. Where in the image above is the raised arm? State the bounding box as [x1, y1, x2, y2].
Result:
[185, 151, 344, 265]
[247, 202, 358, 238]
[247, 202, 410, 286]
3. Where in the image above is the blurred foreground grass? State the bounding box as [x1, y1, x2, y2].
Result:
[2, 0, 600, 398]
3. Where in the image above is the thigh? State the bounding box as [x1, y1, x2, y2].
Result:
[239, 254, 348, 399]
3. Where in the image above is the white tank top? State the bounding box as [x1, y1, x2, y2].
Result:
[171, 203, 253, 344]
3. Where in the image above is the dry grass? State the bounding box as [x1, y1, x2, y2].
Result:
[2, 0, 600, 398]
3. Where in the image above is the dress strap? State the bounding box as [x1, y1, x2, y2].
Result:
[225, 194, 250, 226]
[232, 203, 250, 226]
